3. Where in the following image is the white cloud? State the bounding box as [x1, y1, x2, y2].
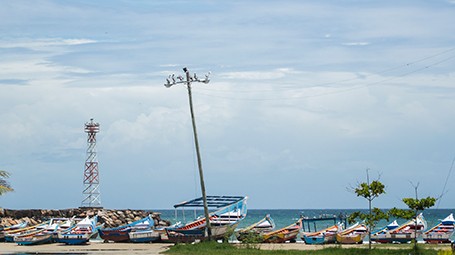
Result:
[219, 68, 300, 80]
[342, 42, 370, 46]
[1, 1, 455, 209]
[0, 38, 97, 50]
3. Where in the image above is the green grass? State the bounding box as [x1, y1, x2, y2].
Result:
[165, 242, 444, 255]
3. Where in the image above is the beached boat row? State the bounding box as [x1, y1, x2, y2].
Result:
[1, 200, 454, 245]
[0, 195, 248, 245]
[235, 212, 455, 244]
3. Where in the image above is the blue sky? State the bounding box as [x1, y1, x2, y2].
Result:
[1, 0, 455, 210]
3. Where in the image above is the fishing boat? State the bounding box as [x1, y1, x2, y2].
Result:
[0, 222, 28, 241]
[14, 233, 53, 246]
[128, 216, 159, 243]
[14, 218, 72, 245]
[336, 222, 368, 244]
[4, 221, 50, 242]
[51, 217, 76, 240]
[236, 214, 275, 242]
[301, 223, 342, 244]
[129, 229, 160, 243]
[99, 215, 154, 243]
[377, 213, 427, 244]
[262, 220, 300, 243]
[370, 220, 400, 243]
[164, 195, 248, 243]
[423, 213, 455, 244]
[56, 215, 98, 245]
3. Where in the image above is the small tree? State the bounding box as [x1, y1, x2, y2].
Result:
[348, 169, 387, 250]
[0, 170, 13, 196]
[389, 183, 436, 254]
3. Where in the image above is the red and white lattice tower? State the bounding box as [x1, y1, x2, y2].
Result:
[81, 118, 102, 208]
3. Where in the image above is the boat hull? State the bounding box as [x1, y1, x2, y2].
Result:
[166, 223, 238, 243]
[56, 233, 93, 245]
[371, 233, 414, 244]
[98, 228, 131, 243]
[303, 234, 325, 244]
[129, 230, 160, 243]
[423, 233, 453, 244]
[165, 228, 205, 243]
[262, 228, 299, 243]
[336, 233, 366, 244]
[14, 234, 53, 246]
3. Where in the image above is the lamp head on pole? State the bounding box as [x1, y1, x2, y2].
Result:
[164, 67, 211, 87]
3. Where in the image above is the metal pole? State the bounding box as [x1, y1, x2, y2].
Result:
[367, 169, 372, 250]
[164, 67, 212, 240]
[185, 69, 212, 240]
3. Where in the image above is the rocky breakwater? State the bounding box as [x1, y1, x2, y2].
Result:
[0, 208, 170, 228]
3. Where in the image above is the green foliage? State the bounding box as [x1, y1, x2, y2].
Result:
[389, 197, 436, 220]
[403, 197, 436, 211]
[437, 249, 453, 255]
[350, 174, 387, 250]
[222, 225, 236, 243]
[388, 207, 416, 220]
[389, 193, 437, 254]
[355, 180, 386, 201]
[348, 207, 389, 226]
[0, 170, 14, 196]
[239, 231, 264, 244]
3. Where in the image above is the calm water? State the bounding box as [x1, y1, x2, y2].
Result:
[156, 208, 455, 232]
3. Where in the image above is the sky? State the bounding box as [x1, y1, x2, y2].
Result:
[0, 0, 455, 210]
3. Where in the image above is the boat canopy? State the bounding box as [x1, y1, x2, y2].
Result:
[173, 195, 246, 208]
[441, 213, 455, 225]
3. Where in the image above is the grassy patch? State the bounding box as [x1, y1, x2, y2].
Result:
[165, 242, 442, 255]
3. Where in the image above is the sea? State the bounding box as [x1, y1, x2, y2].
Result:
[156, 208, 455, 232]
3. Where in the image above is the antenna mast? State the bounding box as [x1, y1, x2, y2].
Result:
[81, 118, 102, 208]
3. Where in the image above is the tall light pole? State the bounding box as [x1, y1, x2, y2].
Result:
[165, 67, 212, 239]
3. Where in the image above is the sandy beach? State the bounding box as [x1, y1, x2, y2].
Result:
[0, 242, 365, 255]
[0, 242, 349, 254]
[1, 242, 452, 254]
[0, 242, 173, 255]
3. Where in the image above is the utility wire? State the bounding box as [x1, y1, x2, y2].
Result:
[437, 154, 455, 209]
[193, 53, 455, 101]
[197, 47, 455, 93]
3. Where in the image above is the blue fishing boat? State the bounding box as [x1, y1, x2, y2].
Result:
[14, 218, 74, 245]
[15, 233, 53, 246]
[4, 221, 50, 242]
[56, 216, 98, 245]
[302, 224, 342, 244]
[371, 213, 426, 244]
[129, 229, 160, 243]
[370, 220, 399, 243]
[423, 213, 455, 244]
[164, 195, 248, 243]
[99, 215, 154, 243]
[128, 216, 158, 243]
[0, 222, 28, 241]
